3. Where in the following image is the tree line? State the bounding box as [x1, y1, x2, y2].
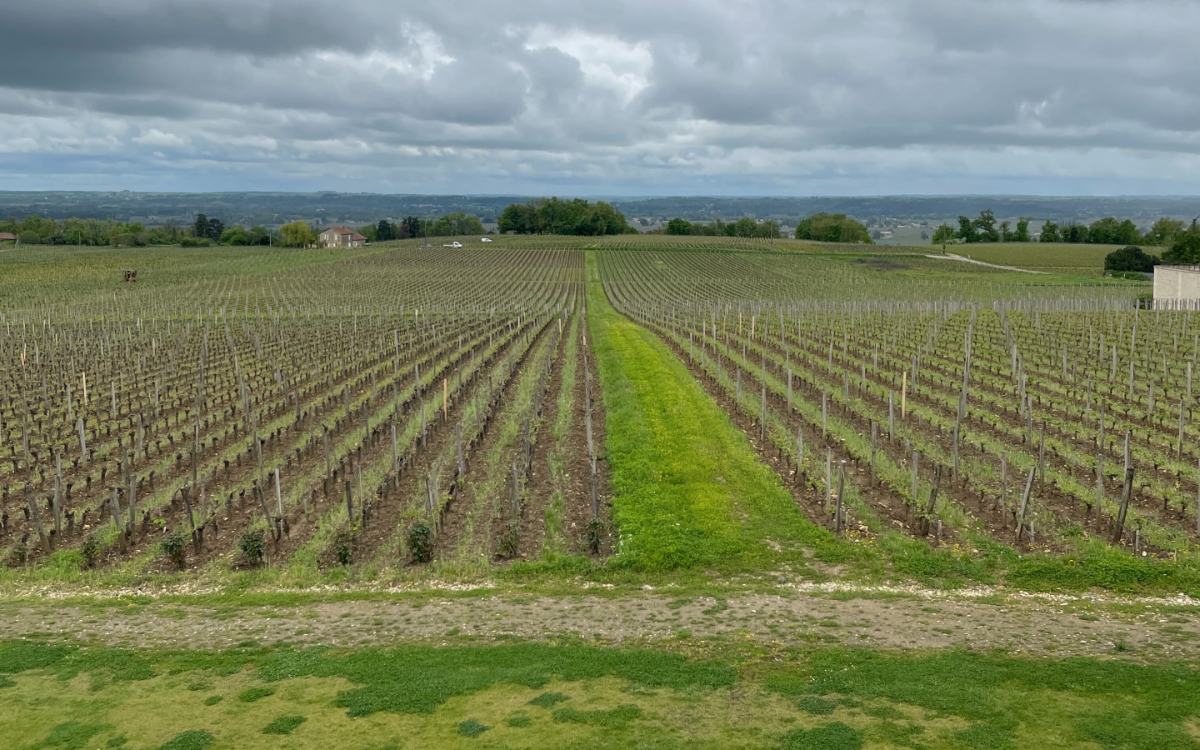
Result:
[663, 216, 782, 238]
[0, 215, 188, 247]
[663, 212, 871, 243]
[1104, 220, 1200, 272]
[0, 210, 494, 248]
[498, 198, 636, 236]
[359, 212, 485, 242]
[931, 210, 1192, 247]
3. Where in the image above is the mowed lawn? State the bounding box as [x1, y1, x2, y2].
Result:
[586, 255, 840, 572]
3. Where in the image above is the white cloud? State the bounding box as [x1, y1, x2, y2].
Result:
[131, 128, 188, 148]
[525, 27, 652, 104]
[0, 0, 1198, 193]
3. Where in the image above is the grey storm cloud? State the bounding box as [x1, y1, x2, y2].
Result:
[1, 0, 1199, 194]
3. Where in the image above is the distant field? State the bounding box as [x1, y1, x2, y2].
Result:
[923, 242, 1160, 275]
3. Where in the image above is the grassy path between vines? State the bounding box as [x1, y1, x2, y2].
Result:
[586, 254, 857, 573]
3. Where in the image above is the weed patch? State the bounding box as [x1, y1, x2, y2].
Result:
[529, 691, 571, 708]
[154, 730, 213, 750]
[237, 686, 276, 703]
[552, 704, 641, 728]
[25, 722, 105, 750]
[779, 722, 863, 750]
[456, 719, 490, 737]
[769, 647, 1200, 750]
[262, 715, 307, 735]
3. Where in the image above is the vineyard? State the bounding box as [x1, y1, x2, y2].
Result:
[0, 243, 611, 585]
[599, 247, 1200, 587]
[6, 237, 1200, 750]
[0, 237, 1189, 590]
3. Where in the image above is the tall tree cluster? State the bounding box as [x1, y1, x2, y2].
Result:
[0, 215, 187, 247]
[498, 198, 635, 236]
[664, 217, 781, 238]
[359, 213, 486, 241]
[1161, 219, 1200, 264]
[931, 211, 1186, 246]
[794, 213, 872, 243]
[192, 214, 225, 241]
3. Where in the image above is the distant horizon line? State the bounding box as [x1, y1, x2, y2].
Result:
[1, 190, 1199, 200]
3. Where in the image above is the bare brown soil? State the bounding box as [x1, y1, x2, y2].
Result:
[435, 320, 557, 564]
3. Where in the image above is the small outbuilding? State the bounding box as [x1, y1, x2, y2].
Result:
[0, 232, 16, 244]
[1154, 266, 1200, 310]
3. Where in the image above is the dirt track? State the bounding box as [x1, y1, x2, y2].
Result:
[5, 589, 1199, 662]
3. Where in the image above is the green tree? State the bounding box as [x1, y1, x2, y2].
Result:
[17, 230, 40, 245]
[1086, 217, 1139, 245]
[731, 217, 759, 237]
[1144, 217, 1184, 246]
[219, 225, 251, 246]
[158, 221, 182, 243]
[430, 212, 485, 237]
[207, 218, 225, 240]
[500, 198, 630, 236]
[1040, 221, 1060, 242]
[279, 220, 314, 247]
[250, 226, 272, 245]
[498, 203, 540, 234]
[583, 201, 632, 235]
[664, 217, 693, 235]
[757, 220, 781, 239]
[795, 213, 872, 243]
[973, 210, 999, 242]
[1014, 218, 1030, 242]
[1061, 224, 1088, 243]
[62, 218, 87, 245]
[957, 216, 975, 242]
[999, 220, 1012, 242]
[1162, 223, 1200, 264]
[931, 224, 956, 245]
[1104, 246, 1160, 273]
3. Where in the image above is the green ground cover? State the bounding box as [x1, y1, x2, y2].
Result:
[585, 255, 856, 572]
[2, 638, 1198, 750]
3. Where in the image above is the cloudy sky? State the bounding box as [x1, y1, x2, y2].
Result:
[2, 0, 1199, 195]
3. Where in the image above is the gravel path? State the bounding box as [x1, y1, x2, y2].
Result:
[925, 252, 1049, 274]
[6, 590, 1199, 662]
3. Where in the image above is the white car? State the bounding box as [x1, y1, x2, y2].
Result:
[443, 241, 463, 248]
[481, 237, 493, 242]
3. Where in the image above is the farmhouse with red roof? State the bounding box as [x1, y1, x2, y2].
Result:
[317, 226, 367, 248]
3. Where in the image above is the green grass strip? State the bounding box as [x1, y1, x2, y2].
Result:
[586, 254, 852, 572]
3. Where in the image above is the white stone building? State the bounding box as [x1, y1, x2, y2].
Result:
[1154, 266, 1200, 310]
